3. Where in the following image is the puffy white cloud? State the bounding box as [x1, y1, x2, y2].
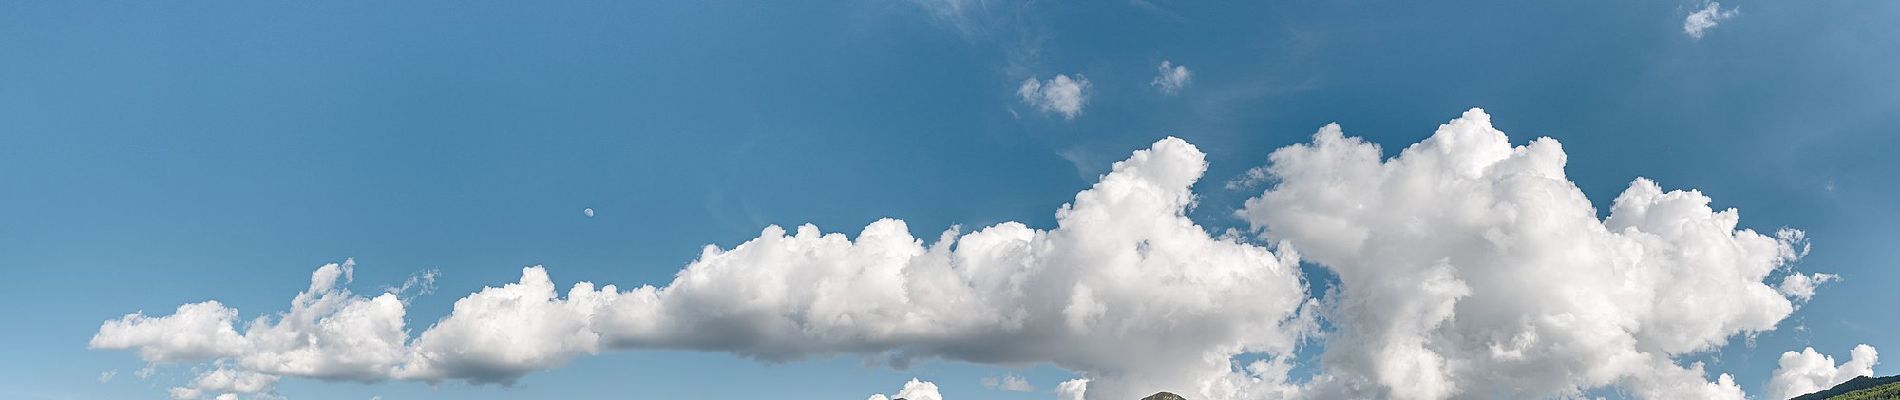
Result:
[95, 138, 1313, 400]
[1057, 378, 1089, 400]
[1151, 61, 1191, 95]
[982, 373, 1034, 392]
[1778, 272, 1839, 302]
[1684, 1, 1738, 40]
[396, 266, 612, 384]
[1018, 74, 1090, 119]
[1237, 108, 1817, 400]
[92, 301, 247, 363]
[238, 260, 412, 382]
[93, 109, 1838, 400]
[1767, 345, 1879, 400]
[93, 259, 413, 385]
[168, 368, 278, 400]
[413, 137, 1313, 399]
[868, 378, 944, 400]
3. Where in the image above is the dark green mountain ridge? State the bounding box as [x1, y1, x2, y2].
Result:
[1789, 375, 1900, 400]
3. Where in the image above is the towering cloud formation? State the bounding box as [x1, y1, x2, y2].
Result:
[92, 109, 1843, 400]
[1239, 109, 1816, 400]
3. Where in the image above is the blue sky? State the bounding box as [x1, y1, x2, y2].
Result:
[3, 1, 1897, 399]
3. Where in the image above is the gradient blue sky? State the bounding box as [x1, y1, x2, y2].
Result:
[3, 1, 1897, 399]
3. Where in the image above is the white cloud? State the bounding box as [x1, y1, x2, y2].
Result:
[396, 266, 610, 384]
[1778, 272, 1839, 302]
[98, 369, 117, 383]
[982, 373, 1035, 392]
[92, 109, 1836, 400]
[1151, 61, 1191, 95]
[1684, 1, 1739, 40]
[868, 378, 944, 400]
[1767, 345, 1879, 400]
[91, 301, 247, 363]
[1225, 166, 1270, 191]
[92, 259, 414, 384]
[1018, 75, 1090, 119]
[95, 138, 1313, 400]
[1057, 378, 1089, 400]
[1238, 108, 1817, 400]
[167, 368, 278, 400]
[443, 136, 1312, 399]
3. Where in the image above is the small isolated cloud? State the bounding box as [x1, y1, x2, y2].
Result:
[583, 207, 595, 217]
[98, 370, 117, 383]
[1767, 345, 1879, 400]
[1684, 1, 1738, 39]
[1779, 272, 1840, 302]
[867, 379, 943, 400]
[1018, 74, 1090, 119]
[1151, 61, 1191, 95]
[1225, 165, 1270, 191]
[981, 373, 1035, 392]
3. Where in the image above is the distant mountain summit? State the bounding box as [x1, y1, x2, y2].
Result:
[1790, 375, 1900, 400]
[1141, 392, 1187, 400]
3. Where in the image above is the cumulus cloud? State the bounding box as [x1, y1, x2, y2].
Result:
[386, 136, 1314, 398]
[1152, 61, 1191, 95]
[982, 373, 1035, 392]
[1767, 345, 1879, 400]
[1057, 378, 1089, 400]
[168, 368, 278, 400]
[1018, 74, 1090, 119]
[95, 138, 1313, 400]
[1238, 108, 1818, 400]
[1778, 272, 1839, 302]
[92, 259, 413, 384]
[92, 301, 247, 363]
[1684, 1, 1738, 39]
[93, 109, 1836, 400]
[868, 378, 944, 400]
